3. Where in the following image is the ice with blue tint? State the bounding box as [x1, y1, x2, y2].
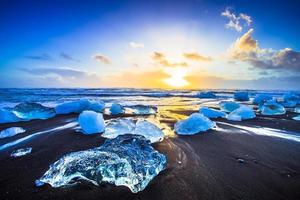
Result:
[78, 111, 105, 134]
[0, 109, 20, 123]
[35, 134, 166, 193]
[55, 100, 105, 114]
[110, 103, 124, 115]
[219, 101, 240, 113]
[293, 115, 300, 121]
[199, 107, 226, 119]
[12, 103, 56, 120]
[253, 94, 272, 105]
[281, 93, 300, 107]
[234, 91, 249, 101]
[295, 107, 300, 113]
[197, 91, 216, 98]
[130, 105, 157, 115]
[11, 147, 32, 157]
[0, 127, 25, 138]
[260, 100, 286, 115]
[227, 106, 256, 121]
[103, 118, 163, 143]
[175, 113, 215, 135]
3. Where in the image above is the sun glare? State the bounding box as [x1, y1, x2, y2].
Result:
[164, 67, 189, 88]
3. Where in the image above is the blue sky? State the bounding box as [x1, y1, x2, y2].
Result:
[0, 0, 299, 89]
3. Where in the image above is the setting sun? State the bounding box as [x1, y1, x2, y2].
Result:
[164, 67, 189, 88]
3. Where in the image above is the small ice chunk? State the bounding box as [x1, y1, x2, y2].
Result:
[174, 113, 215, 135]
[78, 111, 105, 134]
[0, 109, 20, 123]
[103, 118, 163, 143]
[219, 101, 240, 113]
[197, 91, 216, 98]
[55, 100, 93, 114]
[253, 94, 272, 105]
[260, 100, 286, 115]
[133, 119, 164, 143]
[10, 147, 32, 157]
[295, 107, 300, 113]
[109, 103, 124, 115]
[199, 107, 226, 118]
[130, 105, 157, 115]
[35, 134, 166, 193]
[293, 115, 300, 121]
[13, 103, 56, 120]
[281, 93, 300, 107]
[234, 91, 249, 101]
[102, 118, 136, 139]
[227, 106, 256, 121]
[0, 127, 25, 138]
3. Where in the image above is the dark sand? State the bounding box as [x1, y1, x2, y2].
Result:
[0, 111, 300, 200]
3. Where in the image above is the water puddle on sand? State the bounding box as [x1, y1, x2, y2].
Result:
[217, 122, 300, 142]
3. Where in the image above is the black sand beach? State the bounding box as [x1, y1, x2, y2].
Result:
[0, 109, 299, 200]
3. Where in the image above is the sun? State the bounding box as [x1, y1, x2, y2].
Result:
[164, 67, 189, 88]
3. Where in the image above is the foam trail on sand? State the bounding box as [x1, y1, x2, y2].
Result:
[0, 122, 78, 151]
[217, 122, 300, 142]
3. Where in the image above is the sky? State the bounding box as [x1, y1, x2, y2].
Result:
[0, 0, 300, 90]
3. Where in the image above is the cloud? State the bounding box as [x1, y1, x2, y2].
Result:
[221, 8, 252, 32]
[24, 53, 52, 61]
[60, 53, 80, 62]
[183, 52, 212, 62]
[92, 54, 110, 64]
[229, 29, 300, 72]
[129, 42, 144, 48]
[151, 51, 188, 67]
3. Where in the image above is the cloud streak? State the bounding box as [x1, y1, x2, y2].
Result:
[24, 53, 52, 61]
[129, 42, 144, 48]
[183, 52, 212, 62]
[221, 8, 252, 32]
[151, 52, 188, 67]
[60, 53, 80, 62]
[92, 54, 110, 64]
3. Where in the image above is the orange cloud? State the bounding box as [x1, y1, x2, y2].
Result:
[151, 51, 188, 67]
[183, 52, 212, 62]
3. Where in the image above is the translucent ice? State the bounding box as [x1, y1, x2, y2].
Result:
[55, 100, 105, 114]
[35, 134, 166, 193]
[281, 93, 300, 107]
[293, 115, 300, 121]
[78, 111, 105, 134]
[0, 127, 25, 138]
[219, 101, 240, 113]
[260, 100, 286, 115]
[130, 105, 157, 115]
[197, 91, 216, 98]
[11, 147, 32, 157]
[103, 118, 163, 143]
[0, 109, 20, 123]
[227, 106, 256, 121]
[174, 113, 215, 135]
[109, 103, 124, 115]
[253, 94, 272, 105]
[234, 91, 249, 101]
[295, 107, 300, 113]
[199, 107, 226, 118]
[13, 103, 56, 120]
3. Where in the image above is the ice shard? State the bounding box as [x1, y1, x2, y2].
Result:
[0, 127, 25, 138]
[10, 147, 32, 157]
[295, 107, 300, 113]
[219, 101, 240, 113]
[174, 113, 215, 135]
[55, 100, 105, 114]
[133, 119, 164, 143]
[199, 107, 226, 119]
[227, 106, 256, 121]
[293, 115, 300, 121]
[260, 100, 286, 115]
[253, 94, 272, 105]
[281, 93, 300, 107]
[35, 134, 167, 193]
[197, 91, 216, 98]
[130, 105, 157, 115]
[102, 118, 136, 139]
[109, 103, 125, 115]
[78, 111, 105, 134]
[13, 103, 56, 120]
[234, 91, 249, 101]
[0, 109, 20, 123]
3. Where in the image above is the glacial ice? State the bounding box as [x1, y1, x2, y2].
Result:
[109, 103, 124, 115]
[130, 105, 157, 115]
[35, 134, 167, 193]
[234, 91, 249, 101]
[78, 111, 105, 134]
[260, 100, 286, 115]
[174, 113, 215, 135]
[219, 101, 240, 113]
[227, 106, 256, 121]
[253, 94, 272, 105]
[0, 127, 25, 139]
[295, 107, 300, 113]
[293, 115, 300, 121]
[10, 147, 32, 157]
[199, 107, 226, 118]
[197, 91, 216, 98]
[103, 118, 163, 143]
[281, 93, 300, 107]
[0, 109, 20, 123]
[55, 100, 105, 114]
[13, 103, 56, 120]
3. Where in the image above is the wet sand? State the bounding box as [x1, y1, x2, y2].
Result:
[0, 111, 300, 200]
